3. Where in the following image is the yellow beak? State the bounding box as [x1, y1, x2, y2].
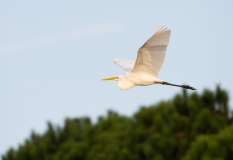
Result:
[102, 76, 119, 80]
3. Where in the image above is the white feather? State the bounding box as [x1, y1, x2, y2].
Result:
[132, 26, 171, 77]
[114, 57, 135, 72]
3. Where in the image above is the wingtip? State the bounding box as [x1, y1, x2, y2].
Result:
[156, 26, 161, 33]
[114, 57, 119, 61]
[156, 26, 171, 33]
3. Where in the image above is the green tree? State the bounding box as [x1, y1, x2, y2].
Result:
[182, 124, 233, 160]
[2, 85, 232, 160]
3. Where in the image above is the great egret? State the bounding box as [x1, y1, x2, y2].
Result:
[103, 27, 196, 90]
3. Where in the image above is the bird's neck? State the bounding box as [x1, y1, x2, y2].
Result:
[117, 75, 134, 90]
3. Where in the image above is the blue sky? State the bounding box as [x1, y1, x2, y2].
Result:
[1, 1, 233, 156]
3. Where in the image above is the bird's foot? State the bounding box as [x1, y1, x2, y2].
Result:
[182, 85, 196, 90]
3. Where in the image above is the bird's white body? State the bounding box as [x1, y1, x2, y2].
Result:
[118, 72, 163, 90]
[103, 26, 196, 91]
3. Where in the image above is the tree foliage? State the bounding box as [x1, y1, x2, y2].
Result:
[2, 85, 233, 160]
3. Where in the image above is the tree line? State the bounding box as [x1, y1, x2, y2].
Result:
[2, 85, 233, 160]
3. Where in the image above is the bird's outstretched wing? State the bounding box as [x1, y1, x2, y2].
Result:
[114, 57, 135, 72]
[132, 27, 171, 77]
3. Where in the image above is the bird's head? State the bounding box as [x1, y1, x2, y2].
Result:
[102, 76, 119, 81]
[102, 75, 133, 90]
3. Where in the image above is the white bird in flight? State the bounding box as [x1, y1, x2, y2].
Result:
[103, 27, 196, 90]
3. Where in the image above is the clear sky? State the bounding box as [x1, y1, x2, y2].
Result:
[1, 0, 233, 156]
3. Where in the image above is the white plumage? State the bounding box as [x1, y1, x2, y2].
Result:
[114, 57, 135, 72]
[103, 27, 195, 91]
